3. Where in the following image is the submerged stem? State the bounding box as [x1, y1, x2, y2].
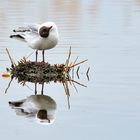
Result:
[5, 78, 13, 94]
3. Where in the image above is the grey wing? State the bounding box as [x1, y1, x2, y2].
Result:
[28, 24, 39, 33]
[13, 24, 39, 33]
[10, 24, 39, 41]
[9, 99, 26, 107]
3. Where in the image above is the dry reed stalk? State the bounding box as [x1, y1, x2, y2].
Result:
[6, 48, 16, 67]
[69, 59, 88, 69]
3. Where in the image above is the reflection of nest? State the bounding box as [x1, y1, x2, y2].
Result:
[11, 60, 68, 84]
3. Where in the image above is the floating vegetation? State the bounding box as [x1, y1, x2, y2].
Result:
[6, 47, 88, 85]
[11, 59, 67, 84]
[5, 47, 89, 109]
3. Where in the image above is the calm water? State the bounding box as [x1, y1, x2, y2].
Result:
[0, 0, 140, 139]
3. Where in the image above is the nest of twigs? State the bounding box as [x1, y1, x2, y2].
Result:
[11, 59, 68, 84]
[5, 47, 89, 109]
[7, 47, 88, 85]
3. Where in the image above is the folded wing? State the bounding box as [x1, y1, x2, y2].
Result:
[10, 24, 39, 42]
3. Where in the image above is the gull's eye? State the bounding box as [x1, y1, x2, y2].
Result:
[43, 28, 47, 32]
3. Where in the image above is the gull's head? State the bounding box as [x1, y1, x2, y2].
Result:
[38, 22, 58, 38]
[36, 109, 55, 125]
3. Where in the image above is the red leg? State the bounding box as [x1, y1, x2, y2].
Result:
[36, 50, 38, 63]
[41, 82, 44, 95]
[42, 49, 45, 63]
[35, 82, 37, 95]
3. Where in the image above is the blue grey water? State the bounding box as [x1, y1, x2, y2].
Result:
[0, 0, 140, 139]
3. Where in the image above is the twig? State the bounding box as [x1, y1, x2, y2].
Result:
[69, 79, 87, 87]
[63, 82, 70, 96]
[5, 78, 13, 94]
[63, 82, 70, 109]
[23, 57, 26, 61]
[68, 79, 72, 85]
[69, 62, 73, 67]
[65, 47, 71, 67]
[73, 56, 79, 65]
[24, 83, 34, 91]
[65, 81, 70, 96]
[25, 51, 34, 59]
[67, 94, 70, 110]
[72, 56, 79, 79]
[6, 48, 16, 67]
[70, 59, 88, 69]
[72, 81, 78, 93]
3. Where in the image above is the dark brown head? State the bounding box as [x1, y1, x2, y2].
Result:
[39, 26, 52, 38]
[37, 109, 50, 123]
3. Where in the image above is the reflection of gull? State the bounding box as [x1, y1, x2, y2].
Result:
[10, 22, 59, 62]
[9, 95, 57, 124]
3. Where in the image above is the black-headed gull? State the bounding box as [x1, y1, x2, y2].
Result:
[10, 22, 59, 63]
[9, 95, 57, 124]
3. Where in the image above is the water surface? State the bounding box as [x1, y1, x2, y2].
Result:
[0, 0, 140, 140]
